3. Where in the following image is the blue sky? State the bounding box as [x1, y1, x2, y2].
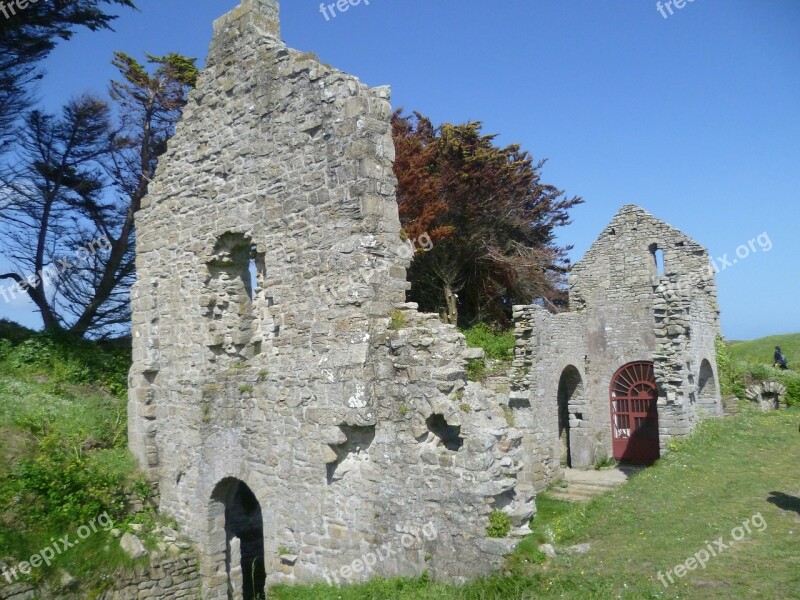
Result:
[1, 0, 798, 340]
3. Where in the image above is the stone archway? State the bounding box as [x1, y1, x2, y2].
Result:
[556, 365, 585, 468]
[209, 478, 266, 600]
[697, 359, 718, 411]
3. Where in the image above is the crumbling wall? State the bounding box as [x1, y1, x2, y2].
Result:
[128, 1, 722, 593]
[0, 554, 201, 600]
[97, 554, 202, 600]
[652, 242, 722, 444]
[128, 0, 533, 594]
[510, 306, 589, 491]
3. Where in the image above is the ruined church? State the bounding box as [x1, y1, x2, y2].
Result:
[127, 1, 722, 597]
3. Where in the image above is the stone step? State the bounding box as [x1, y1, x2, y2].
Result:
[562, 481, 618, 493]
[549, 466, 639, 503]
[548, 488, 596, 503]
[550, 482, 614, 499]
[561, 477, 621, 491]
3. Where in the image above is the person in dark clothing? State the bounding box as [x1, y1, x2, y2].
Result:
[774, 346, 788, 370]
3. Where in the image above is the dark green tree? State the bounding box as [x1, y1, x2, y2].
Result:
[0, 52, 197, 337]
[0, 0, 136, 149]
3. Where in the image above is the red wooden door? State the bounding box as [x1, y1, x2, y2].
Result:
[609, 361, 660, 464]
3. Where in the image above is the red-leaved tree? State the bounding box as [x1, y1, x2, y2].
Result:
[392, 111, 582, 327]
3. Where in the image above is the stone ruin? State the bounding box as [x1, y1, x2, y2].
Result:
[509, 203, 723, 488]
[126, 1, 723, 596]
[745, 380, 788, 411]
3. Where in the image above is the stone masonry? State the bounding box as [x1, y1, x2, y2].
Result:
[128, 1, 533, 596]
[0, 553, 201, 600]
[128, 1, 722, 596]
[509, 205, 722, 491]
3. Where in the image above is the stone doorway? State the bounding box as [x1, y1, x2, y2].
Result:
[557, 366, 584, 468]
[209, 478, 266, 600]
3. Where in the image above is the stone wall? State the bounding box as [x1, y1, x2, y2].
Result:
[0, 554, 200, 600]
[508, 205, 722, 491]
[509, 306, 589, 491]
[97, 555, 201, 600]
[128, 0, 534, 595]
[127, 0, 723, 594]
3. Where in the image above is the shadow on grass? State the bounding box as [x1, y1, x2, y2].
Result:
[767, 491, 800, 515]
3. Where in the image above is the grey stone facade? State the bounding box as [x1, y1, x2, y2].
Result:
[128, 0, 531, 596]
[128, 0, 722, 595]
[509, 205, 722, 491]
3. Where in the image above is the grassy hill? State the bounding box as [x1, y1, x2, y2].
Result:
[728, 333, 800, 367]
[0, 324, 152, 595]
[721, 333, 800, 406]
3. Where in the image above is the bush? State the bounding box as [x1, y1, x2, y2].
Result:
[0, 338, 12, 361]
[0, 318, 34, 344]
[462, 323, 515, 361]
[782, 372, 800, 406]
[11, 436, 133, 527]
[0, 330, 130, 398]
[716, 336, 743, 397]
[486, 509, 512, 538]
[0, 325, 149, 593]
[466, 358, 486, 382]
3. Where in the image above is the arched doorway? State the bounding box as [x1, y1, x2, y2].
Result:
[697, 359, 718, 409]
[609, 361, 659, 464]
[556, 366, 584, 468]
[210, 478, 266, 600]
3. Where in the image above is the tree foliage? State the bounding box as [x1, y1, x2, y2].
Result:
[0, 96, 119, 331]
[0, 52, 197, 337]
[392, 112, 582, 327]
[0, 0, 136, 149]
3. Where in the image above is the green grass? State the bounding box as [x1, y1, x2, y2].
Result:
[461, 323, 515, 361]
[465, 358, 486, 382]
[0, 325, 151, 593]
[271, 406, 800, 599]
[728, 333, 800, 366]
[389, 310, 408, 330]
[723, 333, 800, 406]
[460, 324, 516, 382]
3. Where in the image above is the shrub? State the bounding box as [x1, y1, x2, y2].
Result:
[0, 318, 34, 344]
[0, 331, 130, 398]
[782, 372, 800, 406]
[462, 323, 515, 361]
[716, 336, 743, 397]
[12, 437, 133, 527]
[486, 510, 512, 538]
[0, 338, 12, 361]
[0, 327, 146, 593]
[594, 456, 616, 470]
[466, 358, 486, 382]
